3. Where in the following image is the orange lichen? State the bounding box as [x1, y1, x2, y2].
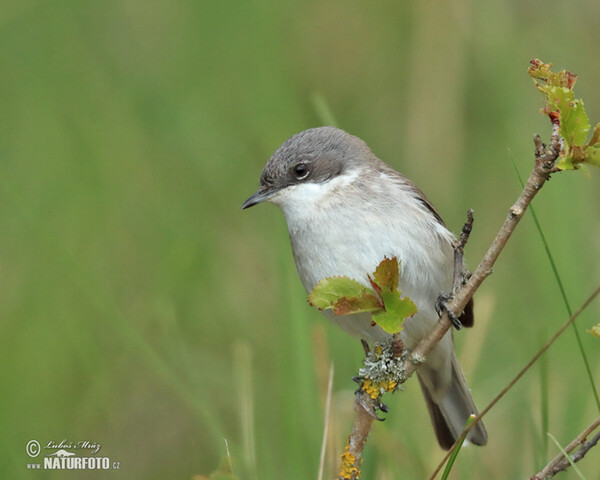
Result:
[339, 444, 359, 479]
[361, 378, 397, 400]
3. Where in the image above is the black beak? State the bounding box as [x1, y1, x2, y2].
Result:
[241, 186, 276, 209]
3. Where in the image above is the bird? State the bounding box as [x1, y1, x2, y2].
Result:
[241, 126, 487, 449]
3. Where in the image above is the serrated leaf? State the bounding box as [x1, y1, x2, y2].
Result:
[308, 258, 418, 329]
[561, 99, 590, 146]
[558, 143, 600, 170]
[528, 59, 577, 89]
[332, 293, 382, 315]
[372, 257, 399, 292]
[528, 59, 553, 82]
[556, 155, 576, 171]
[308, 276, 381, 315]
[308, 276, 367, 309]
[542, 85, 574, 110]
[535, 85, 586, 148]
[528, 60, 600, 170]
[372, 291, 417, 334]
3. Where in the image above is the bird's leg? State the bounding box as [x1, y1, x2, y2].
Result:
[452, 209, 474, 294]
[435, 293, 463, 330]
[360, 339, 370, 356]
[352, 336, 408, 420]
[358, 391, 386, 421]
[352, 377, 386, 421]
[436, 209, 475, 330]
[355, 339, 383, 417]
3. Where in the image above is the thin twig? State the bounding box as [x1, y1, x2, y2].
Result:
[407, 126, 560, 374]
[452, 209, 474, 294]
[532, 416, 600, 479]
[568, 431, 600, 465]
[348, 393, 377, 461]
[338, 392, 377, 480]
[428, 284, 600, 480]
[342, 126, 561, 474]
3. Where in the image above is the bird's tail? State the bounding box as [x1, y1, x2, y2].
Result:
[417, 352, 488, 450]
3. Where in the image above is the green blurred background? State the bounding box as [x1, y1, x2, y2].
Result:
[1, 0, 599, 478]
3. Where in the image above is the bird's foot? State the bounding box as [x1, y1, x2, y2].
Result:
[353, 387, 387, 421]
[435, 293, 463, 330]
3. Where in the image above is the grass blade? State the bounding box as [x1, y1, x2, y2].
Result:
[317, 362, 334, 480]
[440, 415, 475, 480]
[547, 432, 587, 480]
[510, 151, 600, 413]
[311, 92, 339, 127]
[539, 330, 549, 463]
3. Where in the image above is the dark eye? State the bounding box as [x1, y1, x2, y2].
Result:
[293, 163, 309, 180]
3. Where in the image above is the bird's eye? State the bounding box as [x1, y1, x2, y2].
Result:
[293, 163, 309, 179]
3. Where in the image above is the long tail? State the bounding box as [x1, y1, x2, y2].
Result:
[417, 352, 488, 450]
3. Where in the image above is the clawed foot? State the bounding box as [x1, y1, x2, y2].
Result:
[435, 293, 463, 330]
[352, 378, 388, 421]
[355, 389, 387, 421]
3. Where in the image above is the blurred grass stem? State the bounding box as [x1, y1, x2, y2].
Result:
[510, 150, 600, 413]
[317, 362, 334, 480]
[534, 417, 600, 479]
[234, 342, 257, 479]
[429, 284, 600, 480]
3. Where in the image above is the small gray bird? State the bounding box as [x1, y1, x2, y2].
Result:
[242, 126, 487, 449]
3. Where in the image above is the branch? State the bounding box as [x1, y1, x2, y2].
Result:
[340, 125, 561, 477]
[338, 392, 377, 480]
[428, 284, 600, 480]
[407, 124, 560, 373]
[452, 208, 474, 294]
[339, 335, 405, 479]
[531, 416, 600, 479]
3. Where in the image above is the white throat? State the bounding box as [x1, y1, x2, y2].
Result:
[268, 169, 361, 226]
[266, 166, 455, 312]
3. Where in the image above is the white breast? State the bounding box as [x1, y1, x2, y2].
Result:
[269, 168, 456, 345]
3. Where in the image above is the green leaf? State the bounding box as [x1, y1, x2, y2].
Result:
[308, 277, 382, 315]
[586, 144, 600, 168]
[308, 277, 367, 309]
[528, 60, 600, 170]
[528, 59, 578, 89]
[541, 85, 573, 114]
[547, 433, 587, 480]
[561, 99, 590, 146]
[372, 257, 399, 292]
[372, 291, 417, 334]
[441, 415, 477, 480]
[539, 85, 591, 148]
[556, 155, 576, 171]
[369, 257, 417, 333]
[307, 257, 417, 330]
[332, 293, 383, 315]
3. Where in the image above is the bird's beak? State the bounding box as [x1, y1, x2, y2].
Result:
[241, 186, 276, 209]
